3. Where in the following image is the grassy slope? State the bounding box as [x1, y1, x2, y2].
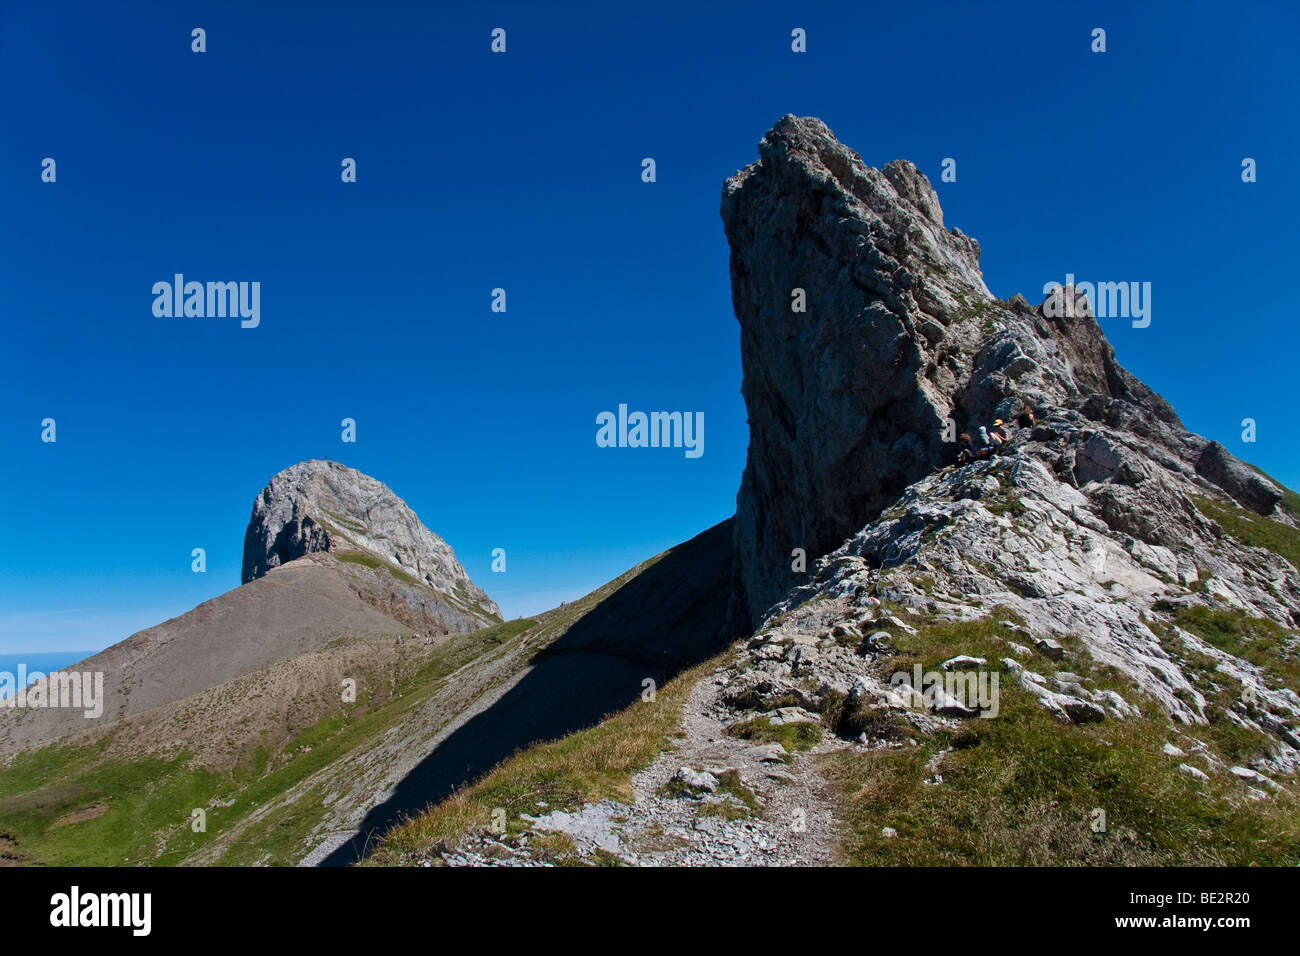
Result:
[362, 472, 1300, 869]
[1192, 494, 1300, 573]
[5, 473, 1296, 868]
[362, 603, 1300, 868]
[1190, 464, 1300, 573]
[821, 613, 1299, 866]
[824, 465, 1300, 865]
[0, 541, 681, 866]
[276, 472, 1300, 867]
[0, 620, 533, 865]
[364, 654, 722, 866]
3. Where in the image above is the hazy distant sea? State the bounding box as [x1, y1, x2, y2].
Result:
[0, 652, 96, 698]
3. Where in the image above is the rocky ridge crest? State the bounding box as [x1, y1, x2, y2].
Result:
[722, 115, 1286, 628]
[719, 115, 1299, 776]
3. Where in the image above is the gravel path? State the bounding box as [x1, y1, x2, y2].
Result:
[437, 663, 842, 867]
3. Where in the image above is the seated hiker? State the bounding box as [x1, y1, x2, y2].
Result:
[957, 432, 976, 464]
[990, 418, 1010, 444]
[976, 425, 994, 458]
[1016, 407, 1036, 429]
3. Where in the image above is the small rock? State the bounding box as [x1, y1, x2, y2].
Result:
[882, 686, 921, 709]
[882, 615, 918, 634]
[1162, 742, 1186, 758]
[932, 689, 979, 719]
[864, 631, 895, 653]
[1035, 638, 1065, 661]
[881, 827, 898, 838]
[1054, 678, 1091, 697]
[768, 706, 820, 726]
[1177, 763, 1209, 782]
[1060, 696, 1106, 724]
[672, 767, 719, 793]
[942, 655, 987, 670]
[1099, 690, 1137, 718]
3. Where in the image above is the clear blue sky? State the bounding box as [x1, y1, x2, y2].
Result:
[2, 1, 1297, 653]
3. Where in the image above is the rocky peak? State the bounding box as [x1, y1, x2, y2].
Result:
[722, 115, 1287, 627]
[242, 459, 500, 633]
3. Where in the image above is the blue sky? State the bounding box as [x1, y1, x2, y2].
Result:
[1, 1, 1297, 653]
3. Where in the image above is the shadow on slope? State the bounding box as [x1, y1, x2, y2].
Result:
[320, 519, 736, 866]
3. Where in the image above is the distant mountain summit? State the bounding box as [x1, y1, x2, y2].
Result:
[0, 460, 498, 758]
[242, 459, 500, 634]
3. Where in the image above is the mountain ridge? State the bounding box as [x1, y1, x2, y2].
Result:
[723, 114, 1287, 630]
[3, 115, 1297, 868]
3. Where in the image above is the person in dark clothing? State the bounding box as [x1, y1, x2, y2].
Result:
[957, 432, 976, 464]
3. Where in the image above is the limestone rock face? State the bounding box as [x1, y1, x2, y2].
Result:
[721, 115, 991, 626]
[716, 115, 1300, 775]
[242, 459, 500, 633]
[721, 114, 1287, 626]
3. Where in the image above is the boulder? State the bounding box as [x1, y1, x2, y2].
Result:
[1195, 441, 1283, 515]
[672, 767, 719, 794]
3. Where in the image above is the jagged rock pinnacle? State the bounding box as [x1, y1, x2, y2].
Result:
[722, 114, 1285, 627]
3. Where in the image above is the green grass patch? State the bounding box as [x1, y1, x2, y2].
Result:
[822, 615, 1300, 866]
[332, 550, 423, 587]
[821, 692, 914, 741]
[1171, 606, 1300, 697]
[698, 770, 760, 821]
[1192, 494, 1300, 572]
[723, 716, 822, 753]
[988, 491, 1028, 519]
[0, 618, 540, 866]
[0, 540, 691, 867]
